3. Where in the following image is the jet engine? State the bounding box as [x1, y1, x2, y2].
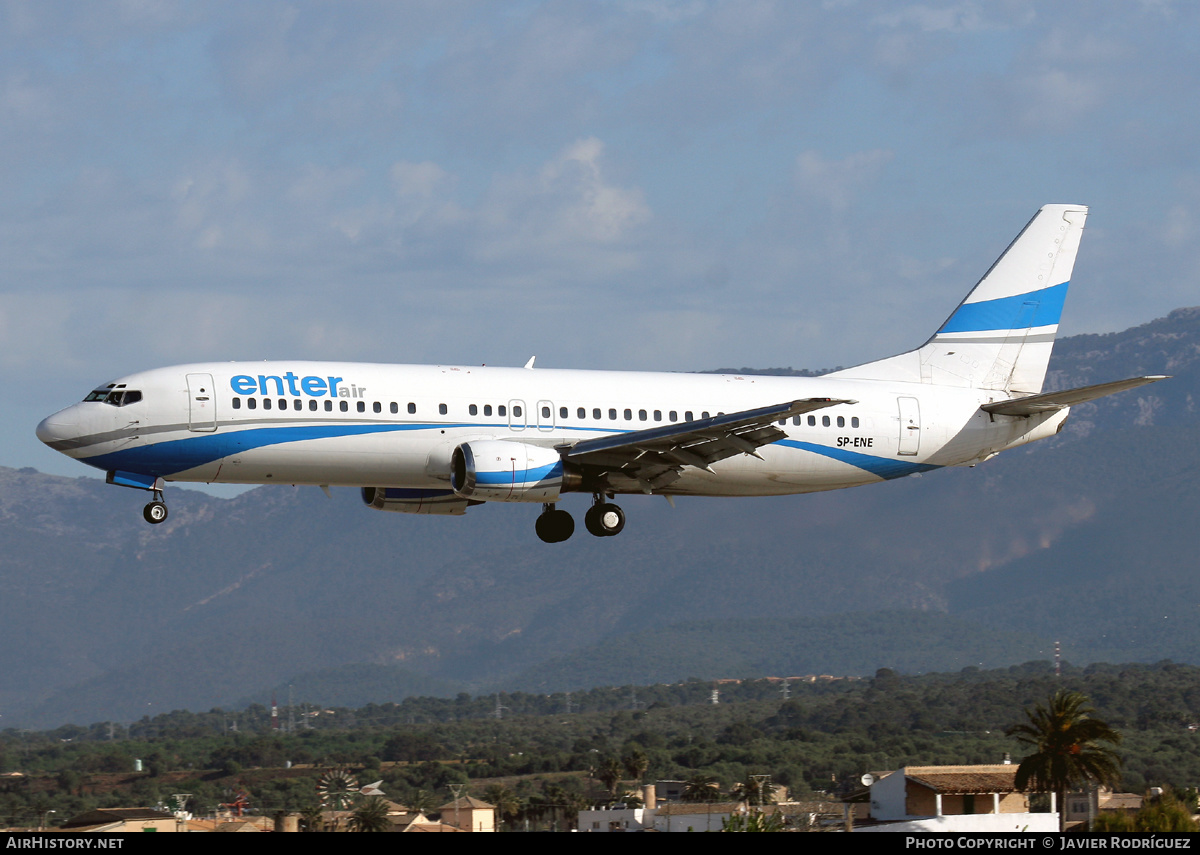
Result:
[450, 440, 579, 502]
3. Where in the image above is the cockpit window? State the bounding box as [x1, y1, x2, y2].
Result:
[82, 388, 142, 407]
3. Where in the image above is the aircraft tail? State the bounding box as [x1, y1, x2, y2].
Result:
[831, 204, 1088, 394]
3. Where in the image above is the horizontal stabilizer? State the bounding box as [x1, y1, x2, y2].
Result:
[981, 375, 1168, 417]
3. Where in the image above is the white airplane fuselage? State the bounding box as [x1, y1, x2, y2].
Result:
[36, 361, 1065, 496]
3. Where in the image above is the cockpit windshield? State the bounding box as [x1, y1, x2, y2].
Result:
[82, 386, 142, 407]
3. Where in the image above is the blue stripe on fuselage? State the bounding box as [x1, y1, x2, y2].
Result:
[81, 422, 939, 484]
[80, 423, 450, 476]
[776, 439, 940, 480]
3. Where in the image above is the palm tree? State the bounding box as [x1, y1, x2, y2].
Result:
[622, 748, 649, 784]
[348, 796, 391, 832]
[596, 756, 625, 798]
[483, 784, 522, 830]
[1006, 690, 1122, 831]
[682, 774, 721, 803]
[731, 777, 777, 807]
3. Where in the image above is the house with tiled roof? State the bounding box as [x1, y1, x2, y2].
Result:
[851, 764, 1059, 833]
[438, 796, 495, 832]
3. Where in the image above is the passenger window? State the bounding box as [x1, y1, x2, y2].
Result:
[685, 411, 693, 421]
[279, 399, 287, 410]
[294, 399, 302, 411]
[608, 408, 617, 420]
[513, 405, 522, 417]
[778, 419, 786, 426]
[439, 403, 447, 415]
[310, 400, 318, 411]
[669, 410, 677, 421]
[577, 408, 586, 419]
[701, 411, 710, 419]
[232, 398, 241, 410]
[560, 407, 568, 419]
[638, 409, 647, 421]
[263, 398, 272, 411]
[542, 406, 551, 418]
[593, 408, 601, 419]
[408, 402, 416, 414]
[356, 401, 365, 412]
[822, 415, 830, 427]
[373, 402, 381, 413]
[340, 401, 349, 412]
[390, 402, 398, 414]
[484, 404, 493, 416]
[469, 404, 478, 416]
[248, 398, 257, 410]
[499, 405, 507, 417]
[852, 416, 860, 428]
[808, 415, 816, 426]
[624, 409, 632, 421]
[837, 416, 845, 428]
[792, 416, 801, 425]
[325, 400, 333, 411]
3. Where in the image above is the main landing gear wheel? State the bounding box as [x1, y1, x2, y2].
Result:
[143, 501, 168, 524]
[535, 505, 575, 543]
[584, 502, 625, 537]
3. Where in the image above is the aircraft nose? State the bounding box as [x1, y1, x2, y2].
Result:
[36, 412, 78, 448]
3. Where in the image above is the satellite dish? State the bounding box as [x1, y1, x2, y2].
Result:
[861, 773, 876, 787]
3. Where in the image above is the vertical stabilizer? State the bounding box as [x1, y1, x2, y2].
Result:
[830, 204, 1088, 394]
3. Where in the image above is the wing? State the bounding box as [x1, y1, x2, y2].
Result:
[980, 375, 1168, 417]
[564, 398, 855, 494]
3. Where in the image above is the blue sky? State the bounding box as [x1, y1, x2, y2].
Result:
[7, 0, 1199, 479]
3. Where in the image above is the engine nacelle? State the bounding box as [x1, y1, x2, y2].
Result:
[361, 487, 477, 516]
[451, 440, 575, 502]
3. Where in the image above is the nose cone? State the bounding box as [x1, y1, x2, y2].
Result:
[36, 410, 79, 449]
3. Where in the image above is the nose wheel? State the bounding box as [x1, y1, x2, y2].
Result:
[143, 491, 168, 525]
[584, 500, 625, 537]
[535, 504, 574, 543]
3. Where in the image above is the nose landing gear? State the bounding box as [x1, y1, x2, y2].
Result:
[143, 490, 168, 525]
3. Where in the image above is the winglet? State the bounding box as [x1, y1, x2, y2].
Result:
[524, 356, 536, 369]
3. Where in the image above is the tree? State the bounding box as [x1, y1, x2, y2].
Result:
[348, 796, 391, 832]
[1006, 690, 1122, 831]
[682, 775, 721, 803]
[483, 784, 522, 830]
[731, 777, 777, 807]
[596, 756, 624, 798]
[721, 809, 785, 832]
[622, 747, 649, 784]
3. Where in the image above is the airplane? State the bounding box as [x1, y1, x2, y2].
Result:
[36, 204, 1166, 543]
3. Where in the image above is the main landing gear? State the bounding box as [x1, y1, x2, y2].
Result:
[535, 503, 574, 543]
[534, 496, 626, 543]
[584, 498, 625, 537]
[142, 490, 168, 525]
